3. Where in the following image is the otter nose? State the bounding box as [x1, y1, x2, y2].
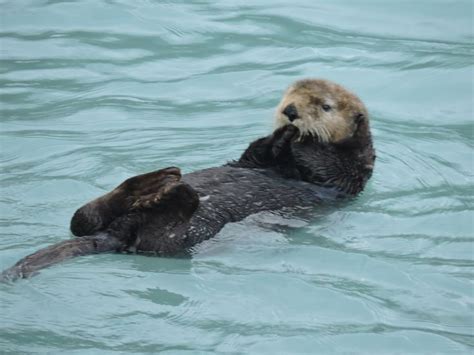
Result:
[282, 103, 299, 122]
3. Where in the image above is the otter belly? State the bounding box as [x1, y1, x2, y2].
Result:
[178, 166, 335, 249]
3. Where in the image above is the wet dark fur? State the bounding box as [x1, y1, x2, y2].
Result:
[1, 122, 375, 281]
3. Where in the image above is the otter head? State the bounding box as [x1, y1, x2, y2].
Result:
[275, 79, 370, 145]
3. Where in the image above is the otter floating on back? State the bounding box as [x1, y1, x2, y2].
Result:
[1, 79, 375, 281]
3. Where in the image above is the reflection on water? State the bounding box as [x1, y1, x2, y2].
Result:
[0, 0, 472, 353]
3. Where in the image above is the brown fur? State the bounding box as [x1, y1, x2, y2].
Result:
[70, 167, 181, 237]
[1, 78, 375, 281]
[275, 79, 368, 143]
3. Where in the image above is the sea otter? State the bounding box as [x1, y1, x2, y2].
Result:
[1, 79, 375, 281]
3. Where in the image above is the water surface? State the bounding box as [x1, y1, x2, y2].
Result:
[1, 0, 473, 353]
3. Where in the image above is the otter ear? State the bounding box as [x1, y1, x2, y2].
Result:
[355, 113, 365, 125]
[352, 112, 369, 136]
[334, 114, 367, 149]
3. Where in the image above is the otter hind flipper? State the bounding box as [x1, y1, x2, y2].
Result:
[130, 179, 183, 211]
[160, 182, 200, 218]
[121, 167, 182, 197]
[131, 182, 200, 255]
[70, 167, 182, 237]
[1, 169, 196, 282]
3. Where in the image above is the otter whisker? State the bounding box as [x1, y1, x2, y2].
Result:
[313, 126, 322, 141]
[320, 124, 331, 143]
[311, 124, 329, 143]
[308, 126, 319, 140]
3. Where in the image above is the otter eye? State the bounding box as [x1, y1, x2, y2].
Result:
[322, 104, 332, 112]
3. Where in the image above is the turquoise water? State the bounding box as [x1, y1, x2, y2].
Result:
[1, 0, 473, 353]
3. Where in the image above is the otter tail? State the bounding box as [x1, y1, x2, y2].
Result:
[1, 234, 122, 282]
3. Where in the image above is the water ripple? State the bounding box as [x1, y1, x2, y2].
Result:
[1, 0, 473, 353]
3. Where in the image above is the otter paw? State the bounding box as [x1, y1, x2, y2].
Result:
[271, 125, 299, 158]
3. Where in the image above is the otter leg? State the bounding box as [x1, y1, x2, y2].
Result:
[70, 167, 181, 237]
[130, 180, 181, 210]
[130, 182, 200, 255]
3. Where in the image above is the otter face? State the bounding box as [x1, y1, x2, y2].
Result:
[275, 79, 369, 144]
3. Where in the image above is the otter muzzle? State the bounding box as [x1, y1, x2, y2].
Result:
[282, 103, 299, 122]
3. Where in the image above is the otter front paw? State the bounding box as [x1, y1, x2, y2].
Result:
[271, 125, 299, 158]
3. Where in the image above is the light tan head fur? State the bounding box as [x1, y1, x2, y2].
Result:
[275, 79, 368, 143]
